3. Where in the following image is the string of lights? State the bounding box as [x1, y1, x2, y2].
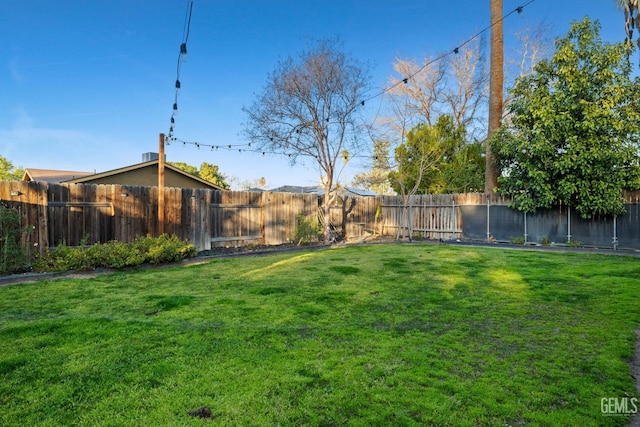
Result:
[170, 135, 374, 162]
[360, 0, 535, 105]
[166, 0, 194, 144]
[167, 0, 535, 155]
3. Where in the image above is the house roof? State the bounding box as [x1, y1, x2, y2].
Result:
[22, 168, 94, 184]
[63, 160, 224, 190]
[313, 186, 378, 197]
[269, 185, 319, 193]
[342, 187, 379, 197]
[270, 185, 378, 197]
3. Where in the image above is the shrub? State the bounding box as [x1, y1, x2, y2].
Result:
[86, 240, 146, 269]
[291, 214, 322, 244]
[34, 242, 77, 272]
[509, 236, 525, 245]
[131, 234, 156, 257]
[0, 205, 29, 274]
[541, 237, 552, 246]
[144, 234, 197, 264]
[33, 234, 196, 272]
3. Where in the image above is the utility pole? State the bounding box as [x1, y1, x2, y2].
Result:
[158, 133, 165, 235]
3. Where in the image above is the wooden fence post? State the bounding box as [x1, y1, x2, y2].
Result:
[158, 133, 165, 236]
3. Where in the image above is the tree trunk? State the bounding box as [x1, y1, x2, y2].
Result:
[396, 195, 413, 241]
[322, 181, 333, 242]
[485, 0, 503, 194]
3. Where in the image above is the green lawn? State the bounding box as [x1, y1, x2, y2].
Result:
[0, 244, 639, 426]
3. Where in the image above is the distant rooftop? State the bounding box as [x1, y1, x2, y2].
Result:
[269, 185, 378, 197]
[269, 185, 319, 194]
[22, 168, 94, 184]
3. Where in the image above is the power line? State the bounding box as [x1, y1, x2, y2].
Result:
[360, 0, 535, 105]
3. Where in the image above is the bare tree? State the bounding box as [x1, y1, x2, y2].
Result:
[485, 0, 503, 194]
[503, 22, 554, 121]
[382, 58, 447, 132]
[510, 22, 553, 79]
[377, 39, 487, 145]
[242, 39, 369, 240]
[442, 41, 489, 139]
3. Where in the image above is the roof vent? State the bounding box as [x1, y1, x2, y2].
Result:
[142, 152, 159, 162]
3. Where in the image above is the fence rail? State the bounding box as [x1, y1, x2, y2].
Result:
[2, 181, 640, 253]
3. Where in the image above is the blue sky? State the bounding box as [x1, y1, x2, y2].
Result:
[1, 0, 629, 189]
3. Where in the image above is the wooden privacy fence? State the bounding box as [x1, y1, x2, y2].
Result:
[210, 190, 318, 247]
[2, 180, 640, 253]
[320, 191, 640, 249]
[327, 193, 471, 241]
[0, 181, 319, 254]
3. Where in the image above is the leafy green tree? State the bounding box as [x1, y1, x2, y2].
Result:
[199, 163, 230, 189]
[493, 18, 640, 218]
[389, 115, 482, 195]
[352, 139, 394, 195]
[440, 141, 485, 194]
[0, 156, 24, 181]
[387, 121, 444, 239]
[389, 121, 445, 196]
[168, 161, 229, 189]
[168, 162, 198, 176]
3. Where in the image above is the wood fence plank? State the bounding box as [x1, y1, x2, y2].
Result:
[35, 182, 49, 254]
[114, 184, 125, 242]
[202, 189, 211, 250]
[60, 184, 70, 245]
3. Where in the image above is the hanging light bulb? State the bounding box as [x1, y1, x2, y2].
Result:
[173, 102, 178, 115]
[175, 79, 181, 94]
[180, 43, 188, 62]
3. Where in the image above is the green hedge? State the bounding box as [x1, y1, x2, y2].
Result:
[33, 234, 197, 272]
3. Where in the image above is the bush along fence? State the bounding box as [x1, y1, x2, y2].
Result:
[1, 181, 640, 255]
